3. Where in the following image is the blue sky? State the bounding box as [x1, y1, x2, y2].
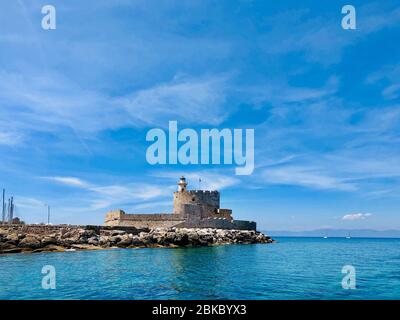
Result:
[1, 0, 400, 230]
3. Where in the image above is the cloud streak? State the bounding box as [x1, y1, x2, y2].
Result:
[342, 213, 372, 221]
[261, 4, 400, 65]
[43, 175, 173, 211]
[0, 71, 234, 151]
[43, 176, 91, 188]
[261, 165, 357, 192]
[117, 75, 231, 127]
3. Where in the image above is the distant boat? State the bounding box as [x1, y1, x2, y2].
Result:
[346, 232, 351, 239]
[323, 235, 328, 239]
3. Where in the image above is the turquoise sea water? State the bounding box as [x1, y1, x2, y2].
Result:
[1, 237, 400, 300]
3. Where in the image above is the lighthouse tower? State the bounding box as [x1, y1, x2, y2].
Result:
[177, 176, 188, 192]
[173, 176, 221, 218]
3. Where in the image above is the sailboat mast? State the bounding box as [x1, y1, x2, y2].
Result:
[1, 189, 4, 223]
[10, 197, 14, 223]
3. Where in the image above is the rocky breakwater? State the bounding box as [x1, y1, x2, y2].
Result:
[0, 225, 274, 254]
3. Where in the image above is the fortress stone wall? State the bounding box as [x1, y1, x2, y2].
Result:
[104, 177, 257, 231]
[104, 210, 187, 228]
[179, 217, 256, 230]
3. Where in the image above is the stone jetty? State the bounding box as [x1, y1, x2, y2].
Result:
[0, 224, 274, 255]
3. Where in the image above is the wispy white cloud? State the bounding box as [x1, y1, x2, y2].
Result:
[42, 176, 91, 188]
[0, 71, 130, 135]
[366, 63, 400, 100]
[129, 201, 171, 211]
[0, 71, 233, 150]
[261, 4, 400, 65]
[90, 183, 169, 202]
[0, 132, 23, 146]
[15, 196, 46, 208]
[256, 143, 400, 194]
[382, 84, 400, 100]
[250, 73, 400, 195]
[248, 76, 339, 109]
[117, 75, 230, 127]
[43, 175, 173, 211]
[342, 213, 372, 221]
[261, 165, 357, 192]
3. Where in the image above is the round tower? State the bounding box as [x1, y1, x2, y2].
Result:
[173, 176, 220, 217]
[177, 176, 188, 192]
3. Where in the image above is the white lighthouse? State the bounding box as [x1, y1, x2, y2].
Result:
[177, 176, 188, 192]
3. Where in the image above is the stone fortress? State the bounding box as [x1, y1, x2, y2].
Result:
[104, 177, 256, 231]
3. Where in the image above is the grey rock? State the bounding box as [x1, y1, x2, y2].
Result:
[18, 235, 41, 249]
[0, 225, 273, 255]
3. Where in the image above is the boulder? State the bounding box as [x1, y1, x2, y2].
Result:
[6, 233, 20, 245]
[109, 235, 122, 245]
[41, 236, 57, 246]
[0, 242, 17, 251]
[87, 236, 99, 245]
[173, 233, 189, 246]
[110, 230, 127, 236]
[99, 236, 110, 247]
[130, 235, 144, 246]
[18, 235, 42, 249]
[116, 235, 132, 247]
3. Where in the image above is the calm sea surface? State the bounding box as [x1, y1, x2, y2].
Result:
[1, 237, 400, 299]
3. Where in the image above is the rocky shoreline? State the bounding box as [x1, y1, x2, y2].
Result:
[0, 224, 274, 255]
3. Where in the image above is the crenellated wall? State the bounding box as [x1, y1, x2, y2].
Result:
[173, 190, 220, 217]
